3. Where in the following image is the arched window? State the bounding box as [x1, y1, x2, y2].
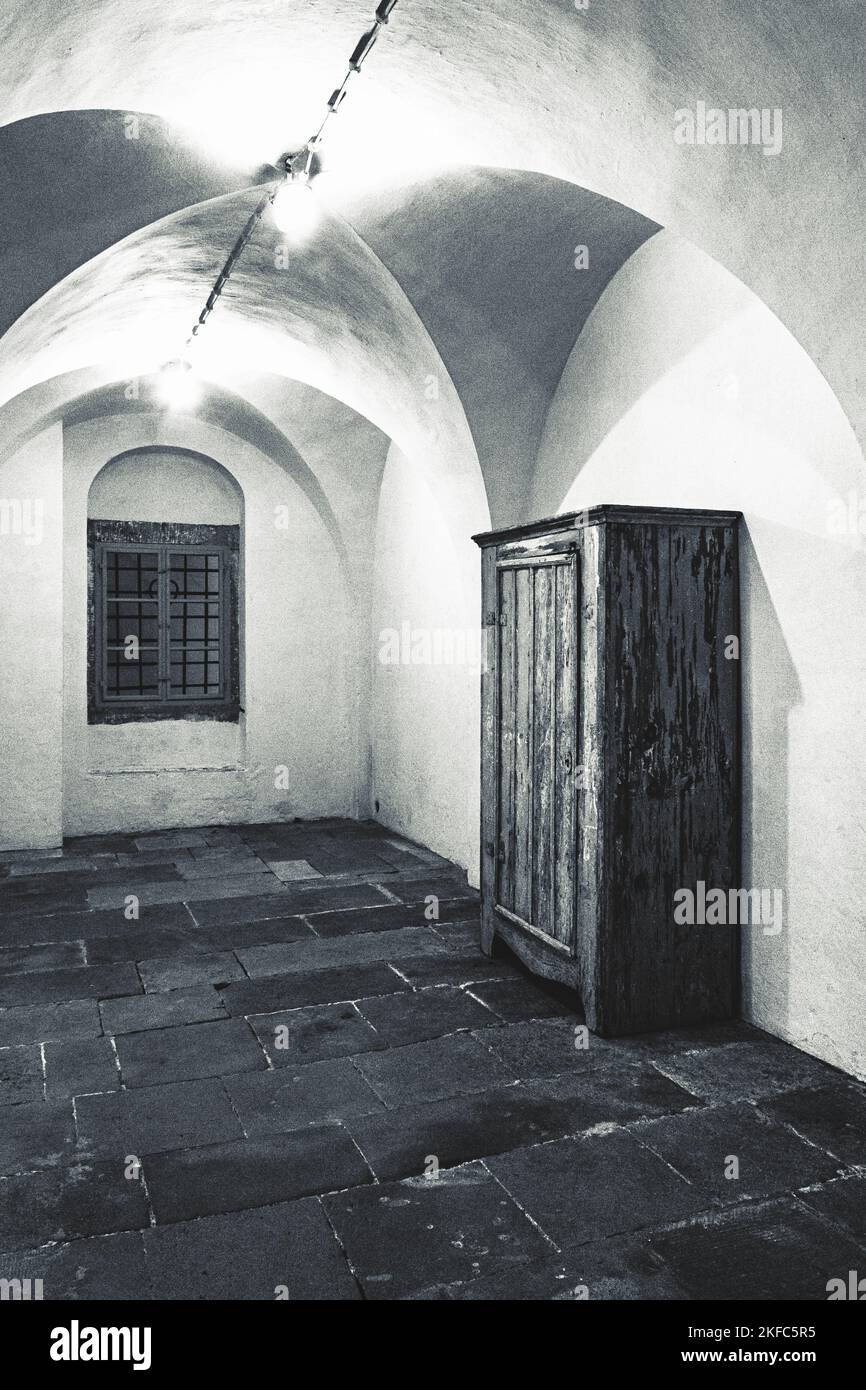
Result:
[87, 447, 242, 723]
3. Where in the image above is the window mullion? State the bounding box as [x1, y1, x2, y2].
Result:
[225, 550, 232, 700]
[98, 546, 107, 702]
[158, 548, 169, 700]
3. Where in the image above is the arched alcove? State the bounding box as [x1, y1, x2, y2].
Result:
[62, 415, 360, 837]
[89, 445, 243, 526]
[68, 437, 248, 833]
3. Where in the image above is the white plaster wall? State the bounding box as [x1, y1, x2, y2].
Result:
[88, 448, 241, 525]
[237, 376, 393, 812]
[531, 232, 866, 1081]
[63, 415, 358, 835]
[371, 444, 483, 883]
[0, 423, 64, 849]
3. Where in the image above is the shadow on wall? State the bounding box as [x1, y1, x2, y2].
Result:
[530, 249, 717, 510]
[739, 522, 801, 1035]
[352, 168, 659, 529]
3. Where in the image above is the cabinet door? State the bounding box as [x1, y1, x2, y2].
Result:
[495, 553, 578, 955]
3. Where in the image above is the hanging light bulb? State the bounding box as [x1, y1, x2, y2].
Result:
[271, 147, 320, 243]
[271, 177, 319, 241]
[157, 358, 200, 411]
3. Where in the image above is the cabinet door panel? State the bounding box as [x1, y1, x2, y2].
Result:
[552, 559, 578, 946]
[512, 565, 534, 925]
[497, 566, 517, 913]
[532, 564, 555, 937]
[495, 555, 578, 952]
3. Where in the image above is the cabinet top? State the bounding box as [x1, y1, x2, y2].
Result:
[472, 504, 742, 547]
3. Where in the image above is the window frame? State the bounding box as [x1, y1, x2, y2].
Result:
[88, 519, 241, 724]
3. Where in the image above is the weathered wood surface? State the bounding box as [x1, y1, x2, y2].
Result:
[474, 508, 740, 1036]
[496, 566, 516, 915]
[492, 556, 578, 953]
[479, 545, 498, 957]
[512, 566, 534, 925]
[574, 522, 603, 1007]
[596, 519, 739, 1034]
[531, 564, 553, 935]
[553, 558, 578, 948]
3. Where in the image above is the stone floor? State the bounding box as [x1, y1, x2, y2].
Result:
[0, 818, 864, 1301]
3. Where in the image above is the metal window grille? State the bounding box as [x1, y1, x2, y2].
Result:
[89, 523, 239, 722]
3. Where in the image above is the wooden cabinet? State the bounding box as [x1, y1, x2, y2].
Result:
[474, 506, 741, 1037]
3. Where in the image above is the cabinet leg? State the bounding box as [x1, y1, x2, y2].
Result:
[480, 920, 496, 959]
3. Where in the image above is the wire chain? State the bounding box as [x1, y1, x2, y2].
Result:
[311, 0, 399, 150]
[178, 0, 400, 361]
[183, 189, 275, 352]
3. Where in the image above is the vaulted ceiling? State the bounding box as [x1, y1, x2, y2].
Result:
[1, 0, 863, 509]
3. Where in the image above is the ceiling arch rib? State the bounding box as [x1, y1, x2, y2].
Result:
[0, 189, 477, 455]
[0, 184, 490, 570]
[65, 381, 354, 580]
[0, 110, 256, 337]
